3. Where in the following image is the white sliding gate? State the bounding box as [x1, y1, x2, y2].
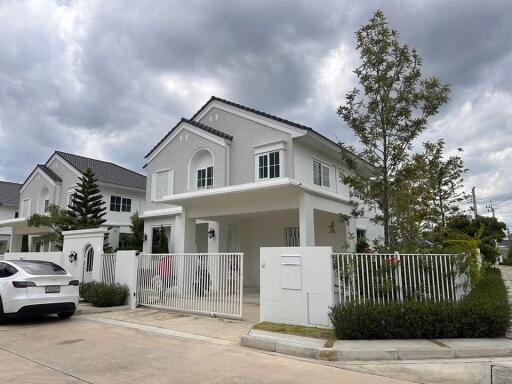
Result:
[136, 253, 244, 319]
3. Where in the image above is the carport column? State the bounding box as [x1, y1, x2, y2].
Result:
[346, 218, 357, 252]
[174, 207, 197, 253]
[174, 207, 197, 294]
[299, 192, 315, 246]
[9, 232, 23, 253]
[207, 221, 221, 291]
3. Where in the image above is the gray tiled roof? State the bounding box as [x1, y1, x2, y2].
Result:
[0, 181, 21, 206]
[145, 118, 233, 159]
[54, 151, 146, 190]
[37, 164, 62, 182]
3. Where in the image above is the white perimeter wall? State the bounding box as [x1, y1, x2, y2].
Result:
[260, 246, 334, 328]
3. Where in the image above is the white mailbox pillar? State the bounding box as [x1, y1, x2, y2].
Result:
[260, 246, 334, 328]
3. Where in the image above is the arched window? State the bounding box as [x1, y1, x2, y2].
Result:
[189, 149, 214, 190]
[85, 246, 94, 272]
[38, 187, 50, 214]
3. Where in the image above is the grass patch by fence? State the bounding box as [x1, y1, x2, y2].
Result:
[329, 268, 510, 339]
[253, 322, 335, 346]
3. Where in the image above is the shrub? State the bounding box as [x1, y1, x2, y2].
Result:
[480, 243, 500, 264]
[329, 268, 510, 339]
[80, 281, 129, 307]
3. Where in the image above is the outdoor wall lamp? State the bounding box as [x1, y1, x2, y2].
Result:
[68, 251, 78, 264]
[143, 233, 148, 242]
[208, 228, 215, 239]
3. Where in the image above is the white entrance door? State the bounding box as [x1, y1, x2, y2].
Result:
[82, 246, 94, 282]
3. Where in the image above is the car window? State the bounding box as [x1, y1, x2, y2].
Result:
[9, 260, 67, 275]
[0, 262, 18, 278]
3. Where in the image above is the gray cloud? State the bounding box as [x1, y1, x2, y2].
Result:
[0, 0, 511, 226]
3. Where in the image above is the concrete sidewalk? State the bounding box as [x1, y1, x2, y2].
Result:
[241, 329, 512, 361]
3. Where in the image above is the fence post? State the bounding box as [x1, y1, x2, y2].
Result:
[395, 251, 403, 302]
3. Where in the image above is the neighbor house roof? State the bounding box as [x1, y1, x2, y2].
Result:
[37, 164, 62, 182]
[0, 181, 21, 206]
[53, 151, 146, 190]
[144, 118, 233, 159]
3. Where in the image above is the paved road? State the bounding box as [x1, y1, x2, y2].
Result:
[0, 315, 413, 384]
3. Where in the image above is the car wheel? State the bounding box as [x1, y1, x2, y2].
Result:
[58, 311, 75, 319]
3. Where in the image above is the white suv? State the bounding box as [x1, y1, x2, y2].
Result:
[0, 260, 79, 321]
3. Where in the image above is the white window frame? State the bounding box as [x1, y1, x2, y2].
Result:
[151, 169, 174, 202]
[313, 159, 331, 188]
[255, 150, 283, 181]
[254, 141, 286, 182]
[110, 195, 132, 212]
[196, 166, 213, 189]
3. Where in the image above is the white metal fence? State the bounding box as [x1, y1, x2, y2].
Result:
[333, 253, 471, 304]
[136, 253, 244, 319]
[101, 253, 117, 285]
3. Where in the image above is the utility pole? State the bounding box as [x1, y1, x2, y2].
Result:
[471, 186, 478, 218]
[486, 200, 496, 218]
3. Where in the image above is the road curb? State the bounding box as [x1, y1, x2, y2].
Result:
[241, 329, 512, 361]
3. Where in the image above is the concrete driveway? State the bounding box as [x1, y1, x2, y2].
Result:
[0, 314, 413, 384]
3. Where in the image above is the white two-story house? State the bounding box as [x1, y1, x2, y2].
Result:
[0, 151, 146, 252]
[0, 181, 21, 255]
[142, 97, 383, 289]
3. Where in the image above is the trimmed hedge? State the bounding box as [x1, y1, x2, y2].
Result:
[80, 282, 129, 307]
[329, 268, 510, 339]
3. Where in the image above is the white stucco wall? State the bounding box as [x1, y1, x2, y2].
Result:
[260, 246, 334, 328]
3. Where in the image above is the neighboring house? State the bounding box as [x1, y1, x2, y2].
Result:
[0, 151, 146, 252]
[0, 181, 21, 255]
[142, 96, 383, 289]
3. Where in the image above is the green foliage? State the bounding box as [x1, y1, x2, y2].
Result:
[338, 10, 450, 247]
[445, 214, 506, 246]
[129, 212, 144, 251]
[79, 281, 129, 307]
[329, 268, 509, 339]
[390, 140, 467, 248]
[356, 237, 369, 253]
[116, 212, 144, 251]
[26, 204, 75, 250]
[151, 226, 169, 254]
[480, 243, 499, 264]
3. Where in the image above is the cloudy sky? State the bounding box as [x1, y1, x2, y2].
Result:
[0, 0, 511, 227]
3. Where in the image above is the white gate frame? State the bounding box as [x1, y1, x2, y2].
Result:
[136, 253, 244, 319]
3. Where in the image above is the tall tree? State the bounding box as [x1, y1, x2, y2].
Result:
[67, 168, 107, 229]
[338, 10, 450, 248]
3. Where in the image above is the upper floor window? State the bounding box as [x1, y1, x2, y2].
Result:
[38, 187, 50, 214]
[110, 196, 132, 212]
[313, 160, 330, 188]
[20, 199, 31, 218]
[197, 166, 213, 189]
[189, 149, 214, 191]
[258, 151, 280, 180]
[156, 170, 169, 200]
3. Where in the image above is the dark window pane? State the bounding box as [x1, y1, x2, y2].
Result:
[10, 260, 66, 275]
[0, 263, 18, 278]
